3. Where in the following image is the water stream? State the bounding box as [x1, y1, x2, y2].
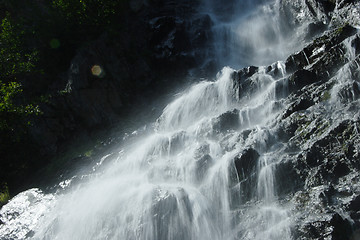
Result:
[201, 0, 309, 69]
[0, 0, 334, 239]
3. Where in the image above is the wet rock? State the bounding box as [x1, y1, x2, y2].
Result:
[169, 131, 187, 155]
[314, 0, 336, 14]
[234, 148, 260, 178]
[288, 69, 318, 93]
[285, 24, 357, 75]
[285, 51, 310, 73]
[305, 145, 324, 167]
[349, 195, 360, 212]
[283, 97, 314, 118]
[195, 154, 213, 181]
[151, 188, 192, 240]
[232, 66, 260, 99]
[332, 161, 351, 178]
[306, 22, 328, 40]
[193, 143, 210, 159]
[232, 66, 258, 82]
[337, 82, 360, 103]
[319, 185, 337, 205]
[213, 109, 240, 133]
[234, 148, 260, 202]
[276, 159, 303, 196]
[330, 213, 353, 240]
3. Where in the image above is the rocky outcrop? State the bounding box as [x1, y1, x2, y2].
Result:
[1, 0, 360, 239]
[2, 0, 216, 194]
[229, 1, 360, 238]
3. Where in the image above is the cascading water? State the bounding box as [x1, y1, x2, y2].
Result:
[3, 0, 359, 240]
[200, 0, 311, 69]
[27, 61, 293, 239]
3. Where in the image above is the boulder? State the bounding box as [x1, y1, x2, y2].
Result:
[330, 213, 353, 240]
[213, 109, 240, 133]
[233, 148, 260, 202]
[288, 69, 318, 93]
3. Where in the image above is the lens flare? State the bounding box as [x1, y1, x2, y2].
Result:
[91, 65, 104, 77]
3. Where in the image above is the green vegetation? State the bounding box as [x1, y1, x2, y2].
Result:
[0, 81, 41, 132]
[0, 13, 41, 138]
[0, 184, 10, 207]
[84, 149, 94, 157]
[0, 0, 131, 195]
[321, 90, 331, 101]
[0, 0, 131, 136]
[0, 14, 38, 80]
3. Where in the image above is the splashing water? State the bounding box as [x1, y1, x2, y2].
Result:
[201, 0, 312, 69]
[22, 58, 295, 239]
[4, 1, 359, 240]
[330, 34, 360, 105]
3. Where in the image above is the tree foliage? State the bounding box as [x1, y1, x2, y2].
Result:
[0, 13, 38, 81]
[0, 0, 132, 193]
[0, 0, 130, 135]
[0, 13, 41, 134]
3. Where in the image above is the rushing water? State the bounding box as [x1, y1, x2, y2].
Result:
[26, 61, 292, 239]
[3, 0, 358, 240]
[201, 0, 310, 69]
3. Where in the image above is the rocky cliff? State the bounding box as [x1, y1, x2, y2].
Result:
[1, 0, 360, 239]
[230, 0, 360, 238]
[0, 0, 214, 195]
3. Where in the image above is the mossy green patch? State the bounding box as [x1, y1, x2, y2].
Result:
[321, 91, 331, 101]
[84, 149, 94, 157]
[0, 184, 10, 207]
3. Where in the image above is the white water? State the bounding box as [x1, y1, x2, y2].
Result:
[26, 60, 294, 239]
[201, 0, 311, 69]
[3, 0, 347, 239]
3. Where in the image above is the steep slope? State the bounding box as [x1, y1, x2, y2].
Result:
[0, 0, 360, 239]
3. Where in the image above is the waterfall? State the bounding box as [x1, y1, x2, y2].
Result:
[1, 0, 342, 239]
[201, 0, 310, 69]
[26, 60, 293, 239]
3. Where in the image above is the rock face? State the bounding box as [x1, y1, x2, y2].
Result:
[1, 0, 360, 239]
[29, 0, 213, 156]
[228, 0, 360, 238]
[2, 0, 215, 193]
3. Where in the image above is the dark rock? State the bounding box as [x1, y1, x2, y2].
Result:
[25, 230, 35, 238]
[285, 51, 310, 73]
[349, 195, 360, 212]
[288, 69, 318, 93]
[353, 36, 360, 55]
[337, 82, 360, 103]
[319, 185, 337, 205]
[232, 66, 258, 81]
[330, 213, 353, 240]
[306, 22, 328, 40]
[297, 221, 328, 239]
[285, 25, 357, 75]
[234, 148, 260, 202]
[234, 148, 260, 178]
[232, 66, 260, 99]
[276, 159, 303, 196]
[305, 145, 324, 167]
[213, 109, 240, 133]
[276, 113, 304, 141]
[333, 161, 350, 178]
[151, 188, 192, 240]
[283, 97, 314, 118]
[314, 0, 336, 14]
